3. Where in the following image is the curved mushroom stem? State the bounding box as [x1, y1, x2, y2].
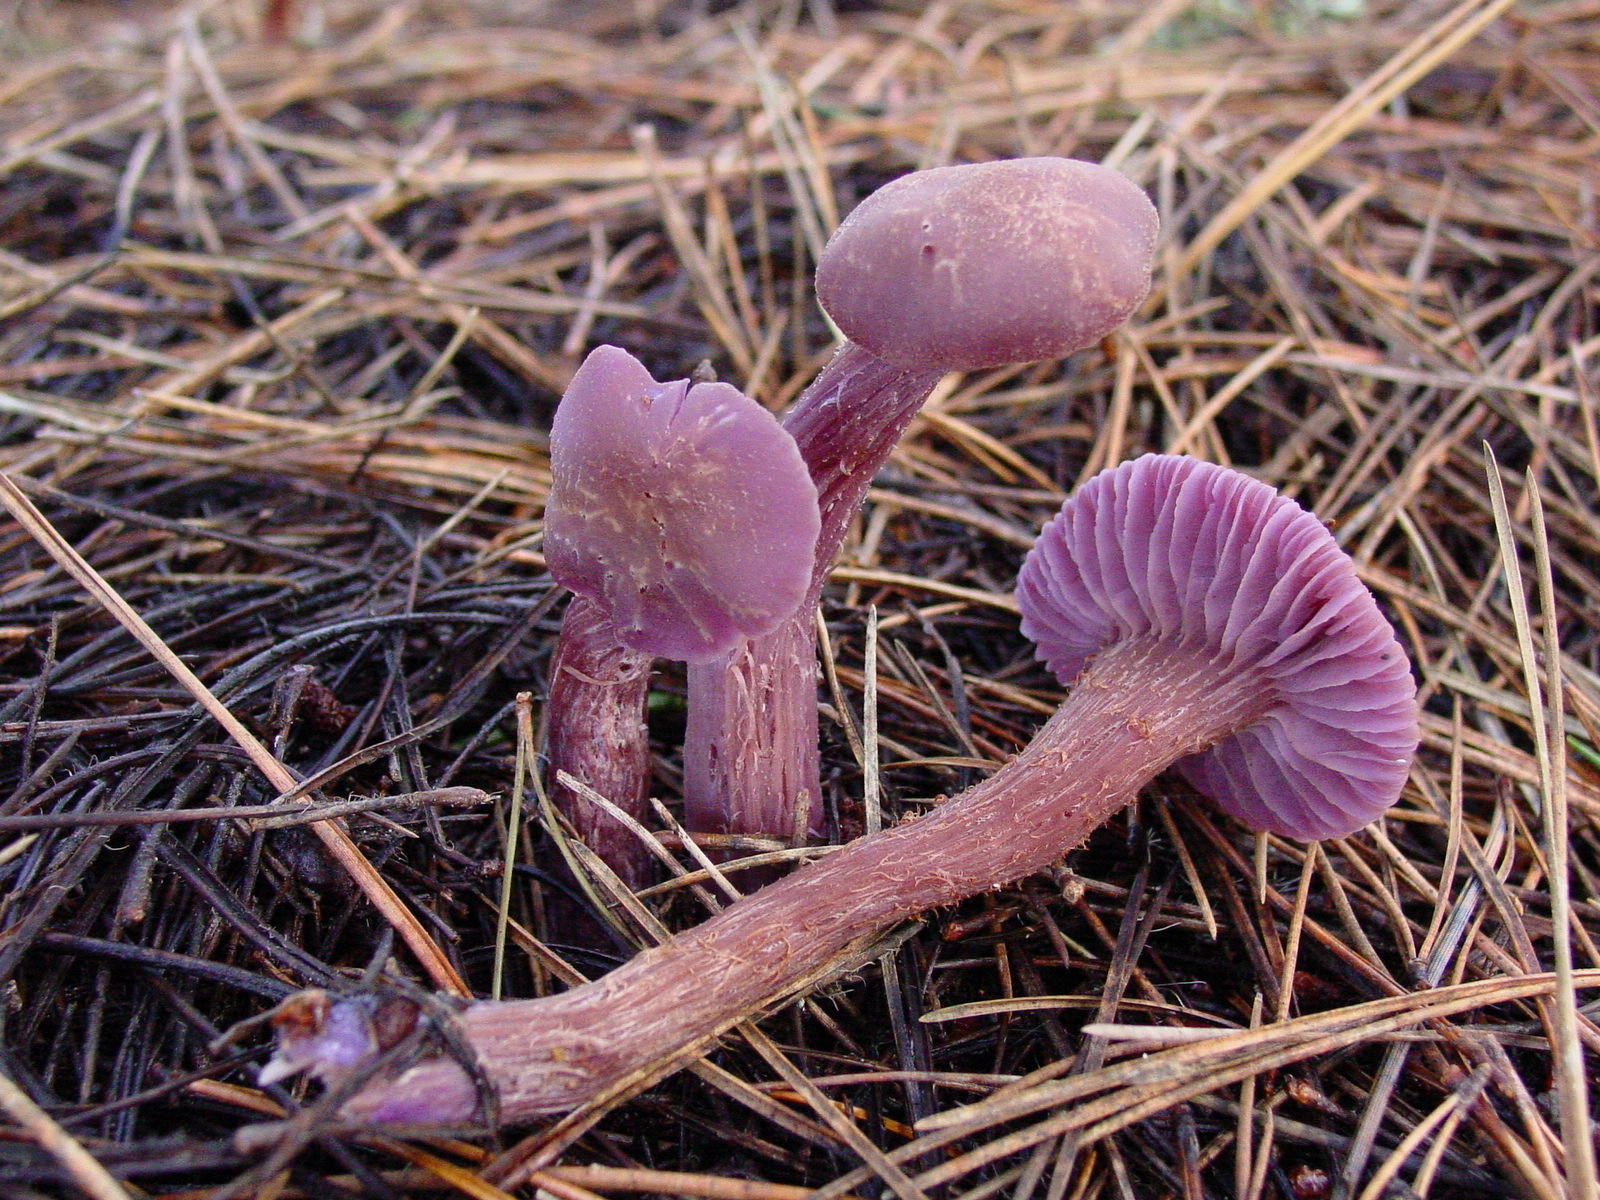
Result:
[783, 345, 947, 558]
[329, 635, 1271, 1124]
[683, 344, 944, 840]
[546, 596, 654, 888]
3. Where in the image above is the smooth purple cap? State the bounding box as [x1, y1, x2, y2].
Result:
[815, 157, 1158, 372]
[545, 346, 821, 663]
[1016, 455, 1419, 840]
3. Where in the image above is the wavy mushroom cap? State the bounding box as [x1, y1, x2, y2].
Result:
[815, 157, 1158, 373]
[1016, 454, 1419, 840]
[546, 346, 821, 663]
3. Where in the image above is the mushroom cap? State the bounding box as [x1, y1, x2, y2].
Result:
[545, 346, 821, 663]
[815, 157, 1158, 373]
[1015, 455, 1419, 840]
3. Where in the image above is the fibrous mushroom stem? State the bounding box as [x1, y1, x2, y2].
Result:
[339, 635, 1272, 1124]
[782, 345, 947, 567]
[683, 613, 820, 839]
[684, 343, 945, 838]
[546, 596, 654, 887]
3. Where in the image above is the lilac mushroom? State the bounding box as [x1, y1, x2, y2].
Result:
[268, 454, 1417, 1124]
[543, 345, 820, 883]
[1015, 454, 1418, 839]
[686, 156, 1160, 843]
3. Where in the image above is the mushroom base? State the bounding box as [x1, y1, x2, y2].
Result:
[316, 636, 1274, 1125]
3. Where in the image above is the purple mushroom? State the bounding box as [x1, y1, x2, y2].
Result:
[268, 454, 1417, 1124]
[686, 156, 1159, 844]
[1015, 454, 1418, 839]
[543, 345, 820, 882]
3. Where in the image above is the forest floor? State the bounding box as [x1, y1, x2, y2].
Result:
[0, 1, 1597, 1197]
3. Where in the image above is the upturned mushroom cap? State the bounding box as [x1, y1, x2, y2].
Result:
[1016, 454, 1419, 840]
[545, 345, 821, 663]
[814, 157, 1158, 373]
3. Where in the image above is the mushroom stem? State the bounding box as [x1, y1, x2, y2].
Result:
[784, 345, 947, 568]
[334, 634, 1271, 1125]
[546, 596, 653, 888]
[683, 610, 820, 839]
[683, 344, 944, 838]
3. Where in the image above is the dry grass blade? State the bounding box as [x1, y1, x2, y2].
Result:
[1484, 448, 1598, 1196]
[379, 1140, 521, 1200]
[537, 1163, 863, 1200]
[491, 692, 534, 1002]
[0, 786, 486, 832]
[919, 970, 1600, 1137]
